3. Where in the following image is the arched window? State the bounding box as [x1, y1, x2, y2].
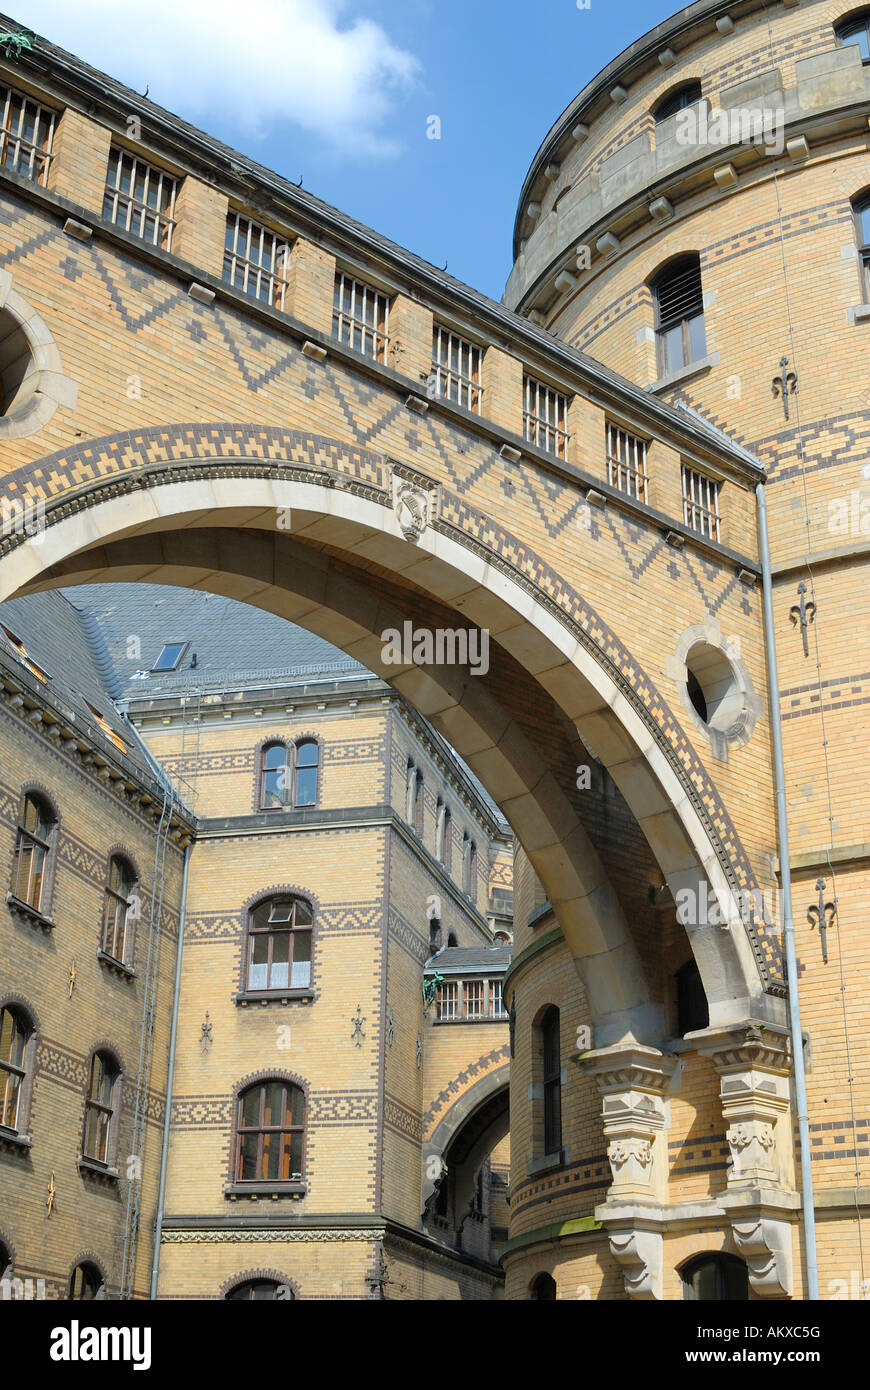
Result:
[246, 896, 313, 993]
[435, 800, 452, 870]
[853, 193, 870, 300]
[681, 1252, 749, 1301]
[654, 80, 702, 122]
[0, 1005, 34, 1133]
[69, 1262, 105, 1299]
[11, 792, 55, 912]
[541, 1006, 562, 1156]
[101, 856, 137, 964]
[294, 740, 319, 806]
[83, 1051, 120, 1166]
[235, 1080, 305, 1184]
[226, 1278, 292, 1301]
[530, 1272, 557, 1300]
[406, 761, 423, 837]
[835, 11, 870, 62]
[259, 740, 320, 810]
[675, 959, 709, 1036]
[462, 835, 477, 901]
[650, 254, 706, 376]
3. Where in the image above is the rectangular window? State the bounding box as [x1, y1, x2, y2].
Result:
[332, 273, 390, 362]
[223, 213, 291, 310]
[682, 465, 720, 542]
[151, 641, 189, 672]
[464, 980, 485, 1019]
[437, 981, 458, 1022]
[523, 375, 569, 459]
[431, 326, 483, 413]
[0, 84, 55, 185]
[606, 423, 649, 503]
[489, 979, 505, 1018]
[102, 148, 178, 250]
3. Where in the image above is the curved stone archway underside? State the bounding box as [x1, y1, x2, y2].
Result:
[0, 427, 785, 1042]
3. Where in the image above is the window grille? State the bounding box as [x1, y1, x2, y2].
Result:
[606, 423, 649, 502]
[464, 980, 485, 1019]
[437, 981, 458, 1021]
[523, 375, 569, 458]
[102, 149, 178, 250]
[431, 326, 483, 412]
[490, 978, 505, 1018]
[332, 273, 389, 362]
[0, 84, 54, 184]
[223, 213, 291, 309]
[682, 465, 720, 541]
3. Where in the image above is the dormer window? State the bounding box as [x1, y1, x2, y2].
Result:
[1, 626, 49, 683]
[83, 700, 128, 755]
[151, 641, 189, 673]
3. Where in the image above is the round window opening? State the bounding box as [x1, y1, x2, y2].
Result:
[684, 642, 740, 731]
[0, 306, 36, 419]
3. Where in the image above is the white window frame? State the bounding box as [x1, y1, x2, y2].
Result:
[523, 375, 570, 459]
[432, 326, 483, 413]
[464, 979, 485, 1020]
[333, 273, 390, 363]
[223, 212, 291, 310]
[681, 465, 720, 542]
[606, 423, 649, 503]
[0, 84, 55, 185]
[437, 981, 458, 1022]
[102, 148, 178, 250]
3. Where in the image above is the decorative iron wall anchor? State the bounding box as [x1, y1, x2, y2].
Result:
[807, 878, 836, 965]
[351, 1004, 366, 1047]
[199, 1012, 213, 1051]
[772, 356, 798, 420]
[789, 582, 816, 657]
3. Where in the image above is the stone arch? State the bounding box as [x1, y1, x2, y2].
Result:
[0, 429, 784, 1041]
[422, 1065, 510, 1223]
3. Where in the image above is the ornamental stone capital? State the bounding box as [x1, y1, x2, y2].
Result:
[578, 1043, 678, 1203]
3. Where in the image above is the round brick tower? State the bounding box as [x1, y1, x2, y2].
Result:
[503, 0, 870, 1301]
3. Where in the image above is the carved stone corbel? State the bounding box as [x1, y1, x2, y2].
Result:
[607, 1223, 663, 1300]
[731, 1216, 794, 1298]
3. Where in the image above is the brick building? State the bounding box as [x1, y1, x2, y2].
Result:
[0, 0, 868, 1302]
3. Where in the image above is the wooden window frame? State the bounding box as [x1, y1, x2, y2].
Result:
[100, 856, 137, 966]
[234, 1080, 306, 1185]
[651, 255, 707, 375]
[11, 792, 55, 915]
[259, 739, 320, 811]
[82, 1050, 121, 1168]
[244, 896, 313, 996]
[0, 1004, 34, 1134]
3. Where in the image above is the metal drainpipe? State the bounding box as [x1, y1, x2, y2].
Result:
[756, 480, 819, 1300]
[149, 839, 191, 1300]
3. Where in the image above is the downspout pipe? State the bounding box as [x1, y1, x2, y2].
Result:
[149, 838, 191, 1300]
[756, 480, 819, 1301]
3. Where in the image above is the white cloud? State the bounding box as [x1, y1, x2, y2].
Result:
[14, 0, 421, 156]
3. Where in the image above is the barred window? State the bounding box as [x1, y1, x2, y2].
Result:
[651, 255, 706, 376]
[464, 979, 485, 1019]
[682, 465, 720, 541]
[606, 423, 649, 503]
[333, 273, 389, 362]
[0, 85, 55, 184]
[853, 193, 870, 301]
[102, 149, 178, 250]
[654, 80, 702, 123]
[431, 327, 483, 412]
[223, 213, 290, 309]
[489, 978, 505, 1018]
[437, 981, 458, 1021]
[523, 375, 569, 459]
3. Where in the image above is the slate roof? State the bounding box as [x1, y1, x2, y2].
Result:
[424, 944, 513, 974]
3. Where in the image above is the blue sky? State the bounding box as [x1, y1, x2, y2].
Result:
[12, 0, 680, 300]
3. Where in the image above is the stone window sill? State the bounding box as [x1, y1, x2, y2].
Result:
[236, 990, 314, 1007]
[0, 1126, 32, 1153]
[649, 351, 719, 394]
[525, 1149, 565, 1178]
[97, 950, 136, 980]
[225, 1181, 307, 1200]
[847, 303, 870, 324]
[78, 1156, 119, 1183]
[6, 892, 55, 932]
